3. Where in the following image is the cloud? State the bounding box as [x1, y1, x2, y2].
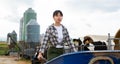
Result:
[0, 0, 34, 39]
[86, 23, 92, 28]
[66, 0, 120, 12]
[0, 0, 120, 39]
[0, 0, 34, 23]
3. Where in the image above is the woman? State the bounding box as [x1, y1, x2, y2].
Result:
[37, 10, 77, 61]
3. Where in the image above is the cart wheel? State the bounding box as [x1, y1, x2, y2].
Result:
[89, 56, 114, 64]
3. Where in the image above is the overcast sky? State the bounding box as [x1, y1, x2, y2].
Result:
[0, 0, 120, 39]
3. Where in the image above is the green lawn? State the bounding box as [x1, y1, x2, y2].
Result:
[0, 42, 9, 55]
[0, 42, 20, 55]
[0, 42, 31, 63]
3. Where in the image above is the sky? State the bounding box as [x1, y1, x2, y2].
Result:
[0, 0, 120, 40]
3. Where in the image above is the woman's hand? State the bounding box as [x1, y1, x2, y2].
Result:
[37, 52, 43, 61]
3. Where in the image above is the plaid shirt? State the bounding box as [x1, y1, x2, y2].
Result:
[40, 24, 76, 53]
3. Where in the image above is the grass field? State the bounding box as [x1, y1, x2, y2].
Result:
[0, 41, 21, 55]
[0, 42, 31, 64]
[0, 42, 8, 55]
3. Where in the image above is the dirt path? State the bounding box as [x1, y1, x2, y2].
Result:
[0, 56, 31, 64]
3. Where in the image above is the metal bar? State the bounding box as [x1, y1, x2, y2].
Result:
[109, 38, 120, 40]
[108, 33, 112, 50]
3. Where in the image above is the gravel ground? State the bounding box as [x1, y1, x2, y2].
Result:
[0, 56, 31, 64]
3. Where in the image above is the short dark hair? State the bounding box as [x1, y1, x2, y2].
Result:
[53, 10, 63, 17]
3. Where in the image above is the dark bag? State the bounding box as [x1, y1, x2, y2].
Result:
[93, 41, 107, 50]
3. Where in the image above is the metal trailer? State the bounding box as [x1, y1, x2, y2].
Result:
[46, 50, 120, 64]
[45, 33, 120, 64]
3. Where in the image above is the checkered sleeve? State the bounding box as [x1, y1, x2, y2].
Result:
[65, 29, 77, 52]
[39, 28, 50, 53]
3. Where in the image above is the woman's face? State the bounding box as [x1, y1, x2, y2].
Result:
[53, 13, 63, 23]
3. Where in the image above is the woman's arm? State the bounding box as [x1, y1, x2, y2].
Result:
[38, 28, 50, 61]
[39, 28, 50, 53]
